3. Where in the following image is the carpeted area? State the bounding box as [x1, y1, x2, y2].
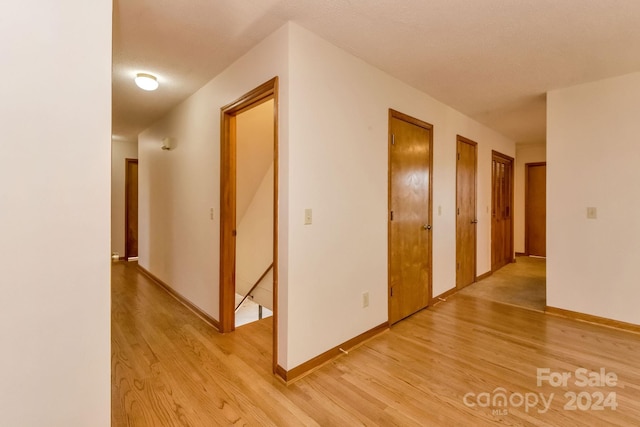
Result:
[458, 256, 546, 311]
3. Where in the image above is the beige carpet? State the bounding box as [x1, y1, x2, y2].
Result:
[458, 256, 546, 311]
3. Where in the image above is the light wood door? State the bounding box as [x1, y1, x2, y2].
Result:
[491, 151, 514, 271]
[125, 159, 138, 259]
[456, 136, 477, 288]
[526, 162, 546, 256]
[388, 110, 432, 325]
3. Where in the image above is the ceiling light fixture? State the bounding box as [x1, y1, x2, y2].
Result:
[134, 73, 159, 91]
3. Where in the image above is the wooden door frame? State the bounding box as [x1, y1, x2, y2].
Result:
[455, 135, 477, 288]
[124, 158, 138, 260]
[387, 109, 434, 324]
[491, 150, 515, 270]
[524, 161, 547, 256]
[219, 77, 279, 374]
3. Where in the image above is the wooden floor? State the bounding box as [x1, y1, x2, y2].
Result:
[112, 261, 640, 426]
[460, 256, 546, 311]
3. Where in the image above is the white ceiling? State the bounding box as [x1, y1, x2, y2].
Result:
[112, 0, 640, 144]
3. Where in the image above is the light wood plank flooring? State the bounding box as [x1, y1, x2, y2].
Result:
[112, 261, 640, 426]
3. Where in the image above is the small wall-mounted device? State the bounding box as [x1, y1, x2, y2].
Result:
[161, 137, 173, 151]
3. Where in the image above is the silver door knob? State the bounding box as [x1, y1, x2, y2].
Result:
[471, 219, 478, 224]
[423, 224, 432, 230]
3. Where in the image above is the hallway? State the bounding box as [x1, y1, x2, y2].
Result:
[112, 261, 640, 426]
[459, 256, 546, 311]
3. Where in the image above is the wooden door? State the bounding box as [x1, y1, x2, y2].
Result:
[125, 159, 138, 259]
[526, 162, 546, 256]
[388, 110, 433, 325]
[491, 151, 514, 271]
[456, 136, 477, 288]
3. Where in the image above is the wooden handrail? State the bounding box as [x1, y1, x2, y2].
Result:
[235, 263, 274, 311]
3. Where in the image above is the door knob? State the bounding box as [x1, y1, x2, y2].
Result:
[471, 219, 478, 224]
[423, 224, 432, 230]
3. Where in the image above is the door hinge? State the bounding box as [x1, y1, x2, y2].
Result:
[457, 152, 460, 160]
[390, 286, 394, 297]
[391, 134, 395, 145]
[457, 208, 460, 215]
[390, 210, 394, 221]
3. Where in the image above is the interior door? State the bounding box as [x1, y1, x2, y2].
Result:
[456, 136, 477, 288]
[491, 151, 513, 271]
[125, 159, 138, 259]
[388, 110, 432, 325]
[526, 162, 546, 256]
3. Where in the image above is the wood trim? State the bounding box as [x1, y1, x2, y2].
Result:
[524, 161, 546, 256]
[387, 109, 434, 324]
[219, 109, 236, 333]
[545, 306, 640, 334]
[271, 78, 279, 375]
[138, 264, 221, 331]
[455, 135, 478, 289]
[476, 270, 492, 281]
[275, 322, 389, 384]
[274, 365, 287, 383]
[124, 158, 138, 260]
[220, 77, 279, 375]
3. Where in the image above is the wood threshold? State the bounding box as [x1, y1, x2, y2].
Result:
[138, 264, 221, 332]
[545, 306, 640, 334]
[276, 322, 389, 384]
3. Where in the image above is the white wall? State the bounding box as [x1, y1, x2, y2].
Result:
[514, 143, 546, 253]
[0, 1, 111, 426]
[285, 24, 514, 368]
[111, 138, 138, 257]
[138, 24, 290, 362]
[547, 72, 640, 324]
[236, 163, 274, 309]
[139, 22, 515, 371]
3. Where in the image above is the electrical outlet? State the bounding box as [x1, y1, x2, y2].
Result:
[362, 292, 369, 308]
[210, 208, 214, 220]
[587, 207, 597, 219]
[304, 208, 312, 225]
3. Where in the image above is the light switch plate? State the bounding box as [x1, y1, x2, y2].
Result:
[304, 208, 312, 225]
[362, 292, 369, 308]
[587, 207, 597, 219]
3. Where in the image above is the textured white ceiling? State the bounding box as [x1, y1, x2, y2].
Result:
[113, 0, 640, 144]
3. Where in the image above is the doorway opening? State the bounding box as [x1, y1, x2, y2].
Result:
[388, 109, 433, 325]
[219, 77, 278, 373]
